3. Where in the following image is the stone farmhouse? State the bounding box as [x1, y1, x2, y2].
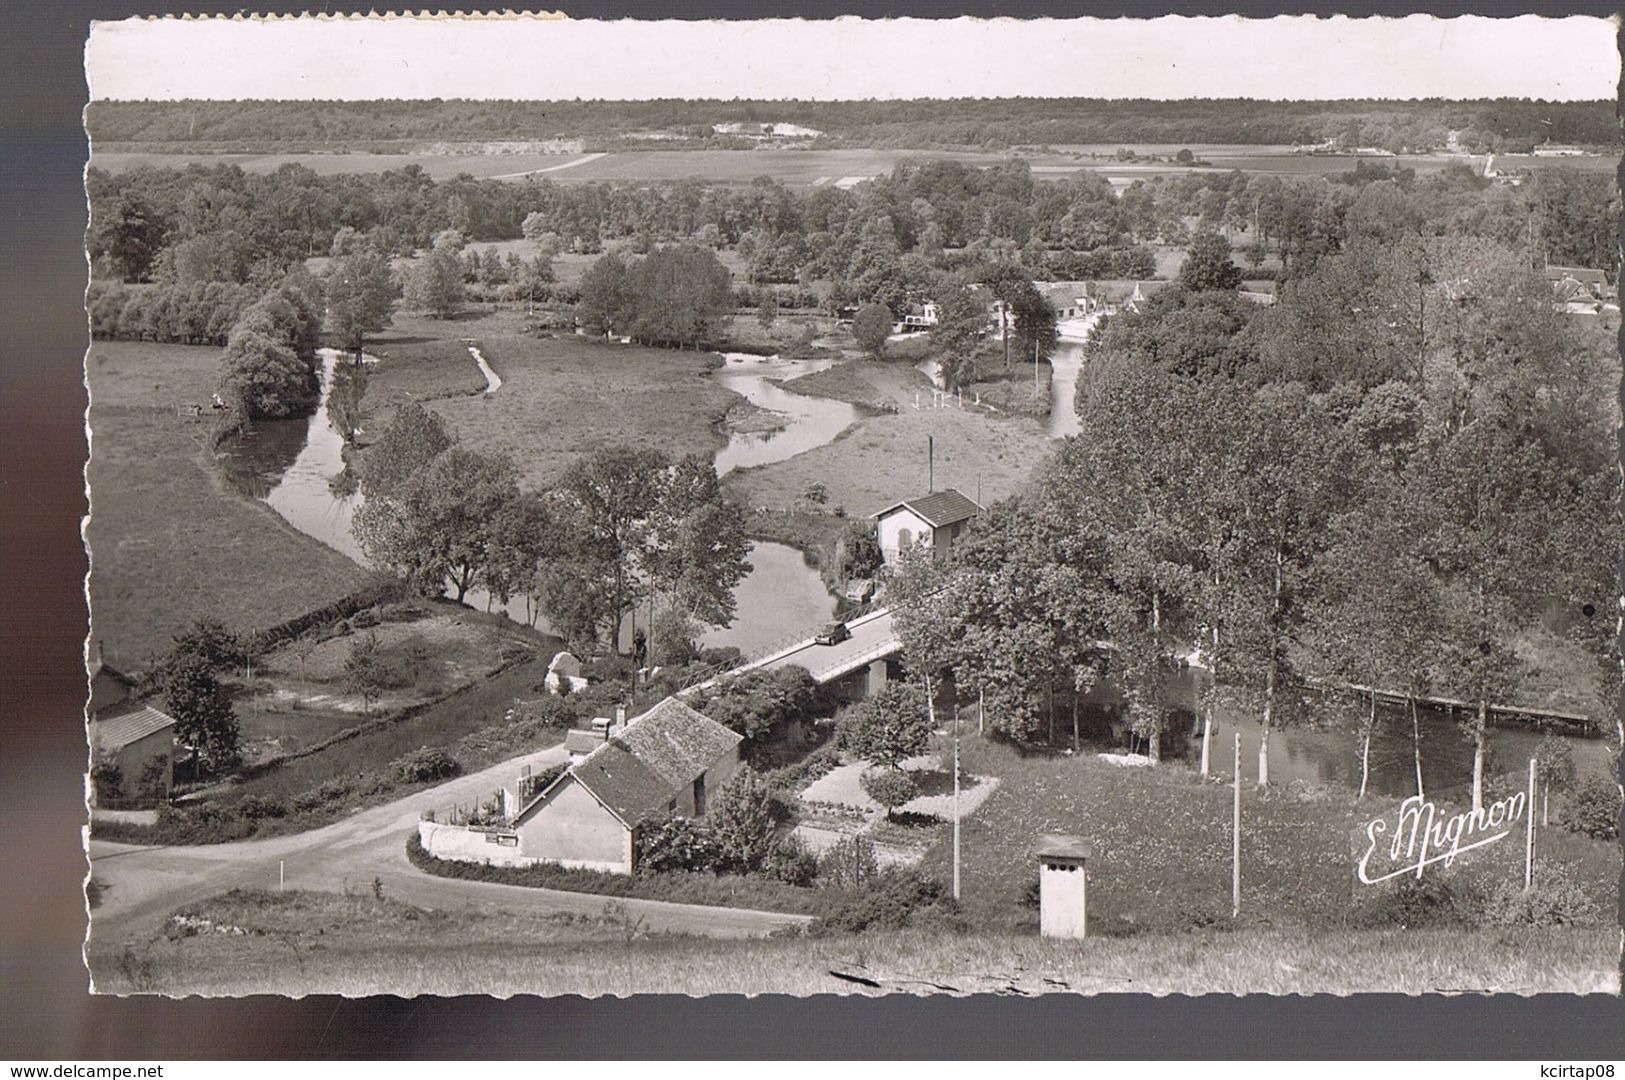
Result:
[87, 654, 177, 806]
[418, 697, 741, 874]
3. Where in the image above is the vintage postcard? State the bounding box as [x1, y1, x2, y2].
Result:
[80, 14, 1622, 997]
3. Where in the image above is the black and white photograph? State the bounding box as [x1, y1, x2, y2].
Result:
[76, 13, 1622, 999]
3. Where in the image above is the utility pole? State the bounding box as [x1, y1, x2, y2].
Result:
[1232, 732, 1242, 918]
[927, 435, 934, 493]
[952, 690, 961, 901]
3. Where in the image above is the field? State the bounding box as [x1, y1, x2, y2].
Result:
[85, 341, 370, 670]
[916, 735, 1622, 937]
[88, 887, 1620, 997]
[397, 331, 739, 490]
[724, 392, 1055, 517]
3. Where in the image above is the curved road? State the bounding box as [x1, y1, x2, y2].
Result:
[88, 742, 810, 947]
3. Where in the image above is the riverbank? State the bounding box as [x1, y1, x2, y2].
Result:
[85, 341, 371, 669]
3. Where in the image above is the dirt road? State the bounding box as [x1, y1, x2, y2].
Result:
[88, 743, 811, 946]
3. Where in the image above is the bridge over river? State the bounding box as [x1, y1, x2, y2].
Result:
[684, 606, 904, 697]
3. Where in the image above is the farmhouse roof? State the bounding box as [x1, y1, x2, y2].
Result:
[1034, 834, 1093, 862]
[520, 697, 741, 827]
[92, 702, 176, 751]
[88, 661, 137, 716]
[873, 488, 984, 529]
[1545, 266, 1608, 289]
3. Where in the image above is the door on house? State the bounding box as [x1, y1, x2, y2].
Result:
[693, 775, 706, 816]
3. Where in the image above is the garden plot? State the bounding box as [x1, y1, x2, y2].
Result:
[794, 753, 999, 867]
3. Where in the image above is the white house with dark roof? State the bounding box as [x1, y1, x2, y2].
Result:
[1544, 266, 1614, 315]
[873, 487, 984, 567]
[418, 697, 741, 874]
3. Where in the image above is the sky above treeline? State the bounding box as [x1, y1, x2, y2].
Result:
[86, 15, 1618, 103]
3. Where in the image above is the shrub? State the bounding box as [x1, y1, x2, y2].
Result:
[708, 767, 789, 873]
[763, 835, 819, 886]
[389, 747, 461, 784]
[815, 835, 880, 890]
[235, 795, 287, 820]
[292, 777, 353, 814]
[813, 868, 959, 934]
[634, 815, 721, 874]
[1482, 864, 1602, 927]
[350, 607, 381, 630]
[1355, 873, 1479, 929]
[91, 758, 124, 803]
[1563, 775, 1620, 841]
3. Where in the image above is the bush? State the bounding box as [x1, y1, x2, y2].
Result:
[292, 777, 353, 814]
[389, 747, 461, 784]
[1563, 775, 1620, 841]
[763, 835, 819, 886]
[235, 795, 287, 820]
[813, 868, 959, 934]
[1482, 864, 1602, 927]
[1355, 873, 1479, 929]
[350, 607, 381, 630]
[91, 758, 124, 803]
[634, 815, 722, 874]
[814, 835, 879, 890]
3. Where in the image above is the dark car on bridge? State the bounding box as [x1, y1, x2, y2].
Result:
[814, 621, 851, 646]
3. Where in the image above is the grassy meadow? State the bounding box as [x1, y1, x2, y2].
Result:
[409, 332, 739, 490]
[724, 398, 1055, 517]
[88, 888, 1619, 997]
[85, 341, 370, 670]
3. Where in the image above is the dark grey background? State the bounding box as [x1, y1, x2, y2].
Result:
[3, 0, 1621, 1059]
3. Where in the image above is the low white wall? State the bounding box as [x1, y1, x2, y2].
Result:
[418, 820, 533, 868]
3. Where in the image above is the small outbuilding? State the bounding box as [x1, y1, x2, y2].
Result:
[1035, 833, 1093, 939]
[873, 488, 983, 567]
[89, 701, 177, 804]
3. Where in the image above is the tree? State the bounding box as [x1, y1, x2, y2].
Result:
[625, 245, 734, 347]
[852, 302, 892, 359]
[930, 278, 989, 390]
[691, 666, 822, 747]
[342, 631, 391, 715]
[557, 447, 668, 651]
[636, 454, 752, 654]
[757, 291, 778, 329]
[1178, 230, 1244, 292]
[1009, 281, 1059, 367]
[861, 767, 919, 822]
[354, 447, 522, 603]
[402, 245, 464, 319]
[577, 252, 634, 337]
[163, 652, 240, 776]
[836, 683, 932, 770]
[357, 402, 453, 499]
[219, 328, 316, 420]
[90, 190, 165, 282]
[324, 251, 400, 355]
[708, 767, 787, 872]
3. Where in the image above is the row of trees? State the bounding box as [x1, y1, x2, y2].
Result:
[87, 99, 1617, 157]
[352, 406, 753, 656]
[891, 230, 1615, 811]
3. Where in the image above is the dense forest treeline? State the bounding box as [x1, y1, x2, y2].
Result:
[88, 98, 1619, 153]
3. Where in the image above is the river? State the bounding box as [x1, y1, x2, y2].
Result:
[228, 345, 841, 655]
[1072, 666, 1612, 799]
